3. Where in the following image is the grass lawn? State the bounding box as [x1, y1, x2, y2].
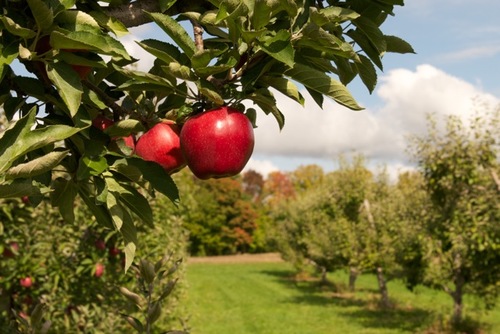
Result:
[185, 261, 500, 334]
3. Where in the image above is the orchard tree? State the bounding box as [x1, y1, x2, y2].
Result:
[409, 108, 500, 326]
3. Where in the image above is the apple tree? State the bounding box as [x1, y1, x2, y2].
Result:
[408, 108, 500, 326]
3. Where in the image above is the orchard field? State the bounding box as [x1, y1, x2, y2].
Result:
[186, 258, 500, 334]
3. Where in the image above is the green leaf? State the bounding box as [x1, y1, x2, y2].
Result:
[103, 119, 144, 137]
[260, 76, 304, 106]
[355, 54, 377, 94]
[311, 6, 360, 25]
[159, 0, 177, 12]
[122, 315, 144, 332]
[145, 12, 197, 58]
[127, 158, 180, 205]
[347, 29, 383, 70]
[258, 30, 295, 68]
[89, 10, 129, 37]
[76, 156, 108, 180]
[251, 0, 272, 29]
[50, 178, 77, 223]
[199, 79, 224, 105]
[47, 62, 82, 117]
[78, 184, 113, 228]
[247, 88, 285, 130]
[27, 0, 54, 32]
[0, 108, 82, 175]
[5, 150, 69, 180]
[384, 35, 416, 54]
[286, 63, 363, 110]
[123, 242, 136, 273]
[352, 16, 386, 53]
[166, 62, 197, 81]
[105, 178, 153, 226]
[51, 30, 131, 60]
[0, 16, 36, 39]
[0, 179, 41, 198]
[136, 39, 181, 65]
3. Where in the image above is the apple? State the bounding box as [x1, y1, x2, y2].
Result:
[92, 115, 135, 151]
[94, 263, 105, 278]
[3, 242, 19, 258]
[20, 276, 33, 288]
[180, 106, 254, 179]
[35, 36, 92, 80]
[108, 246, 120, 257]
[135, 121, 186, 174]
[95, 239, 106, 251]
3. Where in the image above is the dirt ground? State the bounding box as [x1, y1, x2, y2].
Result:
[187, 252, 284, 264]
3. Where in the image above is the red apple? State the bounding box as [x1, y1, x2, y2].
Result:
[94, 263, 105, 278]
[35, 36, 91, 80]
[20, 276, 33, 288]
[108, 246, 120, 257]
[135, 121, 186, 174]
[95, 239, 106, 251]
[180, 106, 254, 179]
[92, 115, 135, 151]
[3, 242, 19, 258]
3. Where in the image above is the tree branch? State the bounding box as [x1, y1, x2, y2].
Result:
[101, 0, 215, 28]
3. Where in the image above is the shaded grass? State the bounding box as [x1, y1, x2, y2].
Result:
[185, 262, 500, 334]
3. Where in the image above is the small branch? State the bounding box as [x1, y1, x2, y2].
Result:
[82, 81, 129, 119]
[191, 19, 204, 52]
[101, 0, 215, 28]
[490, 168, 500, 192]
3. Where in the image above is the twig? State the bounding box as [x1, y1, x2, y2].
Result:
[191, 19, 204, 52]
[82, 81, 130, 120]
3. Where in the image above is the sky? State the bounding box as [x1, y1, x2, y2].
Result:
[241, 0, 500, 178]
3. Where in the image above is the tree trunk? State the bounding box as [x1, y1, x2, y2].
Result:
[376, 267, 391, 308]
[349, 267, 358, 291]
[451, 273, 465, 325]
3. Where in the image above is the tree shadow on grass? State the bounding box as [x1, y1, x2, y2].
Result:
[260, 269, 433, 333]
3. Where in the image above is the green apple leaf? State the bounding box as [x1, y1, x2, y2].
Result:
[136, 39, 183, 65]
[89, 10, 129, 37]
[0, 179, 41, 198]
[79, 184, 113, 228]
[51, 30, 131, 60]
[259, 76, 304, 106]
[5, 150, 69, 180]
[145, 12, 197, 58]
[257, 30, 295, 68]
[0, 107, 82, 175]
[347, 28, 383, 70]
[199, 79, 224, 105]
[355, 54, 377, 94]
[286, 63, 363, 110]
[51, 178, 77, 223]
[103, 119, 144, 137]
[27, 0, 54, 32]
[248, 88, 285, 130]
[385, 35, 416, 54]
[76, 155, 108, 180]
[127, 158, 180, 206]
[47, 62, 82, 117]
[0, 16, 36, 39]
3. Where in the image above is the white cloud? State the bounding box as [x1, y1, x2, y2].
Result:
[243, 158, 280, 179]
[252, 64, 499, 168]
[436, 45, 500, 62]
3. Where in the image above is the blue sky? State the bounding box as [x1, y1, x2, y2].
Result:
[242, 0, 500, 178]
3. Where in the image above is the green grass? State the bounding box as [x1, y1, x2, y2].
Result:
[185, 261, 500, 334]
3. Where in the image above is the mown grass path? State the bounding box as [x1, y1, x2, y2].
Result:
[185, 257, 499, 334]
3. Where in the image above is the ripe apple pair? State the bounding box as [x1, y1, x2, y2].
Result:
[135, 106, 255, 179]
